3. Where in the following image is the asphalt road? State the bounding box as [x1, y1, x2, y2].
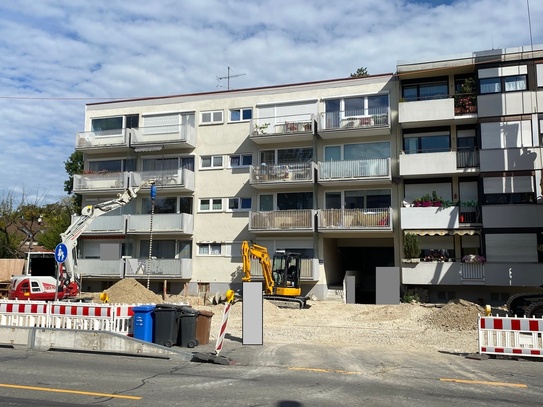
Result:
[0, 341, 542, 407]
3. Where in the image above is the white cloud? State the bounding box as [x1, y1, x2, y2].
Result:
[0, 0, 541, 202]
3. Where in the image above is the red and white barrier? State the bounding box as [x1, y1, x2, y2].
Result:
[478, 315, 543, 358]
[0, 300, 137, 336]
[215, 301, 232, 355]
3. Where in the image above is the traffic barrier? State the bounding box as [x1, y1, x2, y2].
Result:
[0, 300, 138, 335]
[478, 315, 543, 358]
[215, 301, 232, 355]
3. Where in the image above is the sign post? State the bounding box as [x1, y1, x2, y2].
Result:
[54, 243, 68, 302]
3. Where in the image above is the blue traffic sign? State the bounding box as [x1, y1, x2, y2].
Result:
[54, 243, 68, 263]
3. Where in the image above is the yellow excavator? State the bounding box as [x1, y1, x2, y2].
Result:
[241, 241, 308, 309]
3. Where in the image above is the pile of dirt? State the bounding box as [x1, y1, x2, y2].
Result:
[104, 279, 165, 304]
[424, 299, 484, 331]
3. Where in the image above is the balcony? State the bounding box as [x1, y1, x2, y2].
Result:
[126, 213, 194, 234]
[318, 158, 391, 186]
[318, 208, 392, 232]
[124, 258, 192, 279]
[249, 210, 314, 232]
[249, 258, 320, 281]
[399, 97, 476, 128]
[71, 215, 126, 235]
[77, 258, 193, 279]
[482, 205, 543, 228]
[399, 151, 479, 177]
[131, 169, 195, 192]
[402, 260, 485, 285]
[249, 162, 315, 189]
[75, 129, 130, 153]
[318, 107, 390, 139]
[129, 123, 196, 149]
[249, 113, 315, 145]
[73, 172, 129, 194]
[479, 147, 543, 172]
[401, 206, 459, 229]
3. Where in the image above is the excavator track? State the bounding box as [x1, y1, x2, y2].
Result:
[507, 292, 543, 316]
[264, 295, 307, 310]
[524, 302, 543, 319]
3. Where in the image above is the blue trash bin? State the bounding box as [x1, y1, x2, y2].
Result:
[133, 305, 156, 342]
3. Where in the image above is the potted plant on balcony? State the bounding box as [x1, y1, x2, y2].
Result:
[455, 77, 476, 114]
[421, 193, 433, 207]
[462, 254, 486, 263]
[403, 233, 421, 263]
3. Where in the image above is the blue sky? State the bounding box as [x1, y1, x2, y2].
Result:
[0, 0, 541, 204]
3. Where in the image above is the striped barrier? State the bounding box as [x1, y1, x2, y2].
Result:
[478, 315, 543, 358]
[214, 301, 232, 355]
[0, 300, 137, 336]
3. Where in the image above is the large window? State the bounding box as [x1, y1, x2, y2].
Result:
[139, 240, 176, 259]
[480, 75, 527, 94]
[91, 115, 138, 135]
[402, 77, 448, 101]
[325, 190, 391, 209]
[260, 148, 312, 165]
[277, 192, 313, 210]
[88, 159, 135, 173]
[403, 128, 450, 154]
[483, 176, 535, 204]
[142, 197, 177, 214]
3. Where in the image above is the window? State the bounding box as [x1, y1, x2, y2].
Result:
[142, 112, 195, 135]
[88, 159, 135, 173]
[200, 198, 223, 211]
[198, 243, 222, 256]
[480, 75, 527, 94]
[326, 189, 391, 209]
[483, 176, 535, 204]
[324, 94, 389, 128]
[403, 128, 450, 154]
[259, 195, 273, 211]
[201, 110, 223, 124]
[142, 197, 177, 214]
[401, 77, 448, 101]
[260, 148, 312, 165]
[344, 142, 390, 160]
[139, 240, 176, 259]
[201, 155, 223, 169]
[277, 192, 313, 210]
[228, 197, 252, 211]
[230, 108, 252, 122]
[229, 154, 253, 167]
[91, 115, 139, 135]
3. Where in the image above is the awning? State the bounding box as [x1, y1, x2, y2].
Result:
[406, 229, 480, 236]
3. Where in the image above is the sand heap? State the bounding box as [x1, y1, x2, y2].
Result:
[104, 279, 165, 304]
[424, 299, 484, 331]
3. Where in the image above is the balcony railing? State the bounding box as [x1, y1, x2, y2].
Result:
[318, 208, 391, 230]
[249, 258, 319, 281]
[459, 205, 481, 224]
[129, 122, 196, 146]
[456, 149, 480, 168]
[71, 215, 126, 234]
[461, 262, 485, 282]
[318, 158, 390, 181]
[319, 107, 389, 131]
[250, 162, 314, 184]
[131, 168, 195, 191]
[73, 172, 129, 192]
[76, 129, 129, 149]
[250, 114, 315, 137]
[126, 213, 193, 234]
[249, 210, 314, 231]
[77, 259, 122, 276]
[124, 258, 192, 278]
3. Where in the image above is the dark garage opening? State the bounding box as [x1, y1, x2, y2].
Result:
[339, 247, 394, 304]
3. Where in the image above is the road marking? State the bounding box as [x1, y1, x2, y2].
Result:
[0, 383, 142, 400]
[289, 367, 363, 375]
[440, 378, 527, 388]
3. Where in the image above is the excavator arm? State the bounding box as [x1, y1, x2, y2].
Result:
[60, 180, 155, 285]
[241, 241, 275, 295]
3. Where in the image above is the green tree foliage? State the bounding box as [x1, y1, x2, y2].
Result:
[37, 198, 74, 250]
[64, 150, 83, 212]
[0, 191, 20, 258]
[350, 67, 369, 78]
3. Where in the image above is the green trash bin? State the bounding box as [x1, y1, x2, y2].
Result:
[177, 307, 199, 348]
[153, 304, 181, 347]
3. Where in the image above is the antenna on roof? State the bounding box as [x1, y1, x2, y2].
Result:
[217, 66, 246, 90]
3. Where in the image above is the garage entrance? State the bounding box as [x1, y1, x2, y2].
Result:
[339, 247, 394, 304]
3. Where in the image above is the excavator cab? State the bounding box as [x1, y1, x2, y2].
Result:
[272, 250, 302, 297]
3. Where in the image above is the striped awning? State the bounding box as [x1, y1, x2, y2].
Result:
[406, 229, 480, 236]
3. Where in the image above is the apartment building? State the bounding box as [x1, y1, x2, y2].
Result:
[397, 44, 543, 304]
[73, 74, 400, 302]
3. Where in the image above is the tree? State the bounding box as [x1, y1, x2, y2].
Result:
[64, 150, 83, 212]
[37, 197, 74, 250]
[0, 191, 20, 258]
[350, 67, 369, 78]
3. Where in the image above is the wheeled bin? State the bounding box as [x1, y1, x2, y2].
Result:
[153, 304, 181, 347]
[133, 305, 155, 342]
[195, 310, 214, 345]
[177, 306, 199, 348]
